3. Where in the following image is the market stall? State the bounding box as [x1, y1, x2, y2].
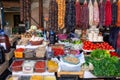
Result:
[4, 0, 120, 80]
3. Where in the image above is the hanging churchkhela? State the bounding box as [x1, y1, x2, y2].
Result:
[112, 0, 117, 25]
[75, 0, 81, 28]
[93, 0, 99, 26]
[57, 0, 66, 29]
[117, 0, 120, 27]
[80, 0, 89, 29]
[66, 0, 76, 33]
[105, 0, 112, 27]
[99, 0, 105, 27]
[20, 0, 24, 22]
[48, 0, 58, 31]
[65, 0, 69, 33]
[88, 0, 93, 27]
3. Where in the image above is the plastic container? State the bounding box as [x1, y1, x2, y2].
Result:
[44, 76, 56, 80]
[22, 60, 36, 73]
[10, 59, 24, 72]
[35, 47, 46, 58]
[24, 49, 35, 58]
[14, 51, 23, 58]
[30, 75, 43, 80]
[47, 60, 58, 72]
[14, 48, 24, 58]
[19, 76, 30, 80]
[6, 75, 20, 80]
[35, 61, 46, 73]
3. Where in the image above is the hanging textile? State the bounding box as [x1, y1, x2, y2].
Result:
[66, 0, 76, 33]
[112, 0, 118, 25]
[57, 0, 66, 29]
[105, 0, 112, 26]
[88, 0, 93, 27]
[93, 0, 99, 26]
[99, 0, 105, 27]
[80, 0, 89, 29]
[75, 0, 81, 28]
[49, 0, 58, 31]
[117, 0, 120, 27]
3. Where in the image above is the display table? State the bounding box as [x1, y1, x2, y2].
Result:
[57, 71, 84, 78]
[84, 71, 96, 78]
[16, 41, 48, 49]
[12, 71, 55, 76]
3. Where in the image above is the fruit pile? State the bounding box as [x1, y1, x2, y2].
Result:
[83, 41, 114, 51]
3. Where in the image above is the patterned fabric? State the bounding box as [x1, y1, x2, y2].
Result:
[117, 0, 120, 27]
[66, 0, 76, 33]
[105, 0, 112, 26]
[57, 0, 66, 29]
[93, 0, 99, 26]
[75, 1, 81, 28]
[49, 0, 58, 31]
[99, 0, 105, 26]
[88, 0, 93, 27]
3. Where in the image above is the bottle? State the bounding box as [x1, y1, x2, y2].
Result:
[0, 45, 5, 64]
[43, 29, 47, 41]
[49, 29, 56, 44]
[0, 29, 11, 53]
[4, 22, 11, 37]
[46, 45, 53, 59]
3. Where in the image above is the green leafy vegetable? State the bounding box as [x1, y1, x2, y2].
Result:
[91, 49, 110, 59]
[85, 50, 120, 77]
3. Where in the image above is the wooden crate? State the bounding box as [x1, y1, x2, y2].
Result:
[57, 71, 84, 78]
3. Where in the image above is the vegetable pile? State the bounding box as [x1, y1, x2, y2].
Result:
[83, 41, 114, 50]
[85, 49, 120, 77]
